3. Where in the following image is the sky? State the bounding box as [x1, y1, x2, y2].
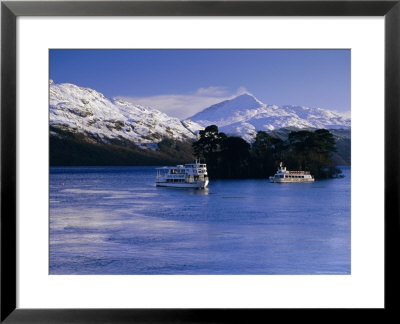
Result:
[50, 49, 350, 119]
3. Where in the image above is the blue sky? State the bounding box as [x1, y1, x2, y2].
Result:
[50, 49, 350, 119]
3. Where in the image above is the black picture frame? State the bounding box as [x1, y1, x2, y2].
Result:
[1, 1, 399, 322]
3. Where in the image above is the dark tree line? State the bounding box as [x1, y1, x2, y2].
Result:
[192, 125, 341, 179]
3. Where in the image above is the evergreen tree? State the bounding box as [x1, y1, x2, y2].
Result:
[192, 125, 226, 159]
[220, 136, 250, 178]
[193, 126, 340, 180]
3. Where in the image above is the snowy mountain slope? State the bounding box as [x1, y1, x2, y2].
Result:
[50, 82, 350, 148]
[49, 81, 202, 148]
[186, 93, 350, 142]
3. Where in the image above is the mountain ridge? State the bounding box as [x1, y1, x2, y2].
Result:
[49, 81, 202, 149]
[49, 81, 351, 166]
[50, 81, 350, 146]
[186, 91, 350, 142]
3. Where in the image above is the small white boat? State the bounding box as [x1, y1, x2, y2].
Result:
[156, 160, 209, 189]
[269, 162, 314, 183]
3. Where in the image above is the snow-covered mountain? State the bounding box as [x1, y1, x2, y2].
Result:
[186, 92, 350, 142]
[49, 81, 202, 148]
[50, 82, 350, 148]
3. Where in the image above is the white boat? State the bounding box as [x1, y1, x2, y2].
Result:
[269, 162, 314, 183]
[156, 160, 209, 188]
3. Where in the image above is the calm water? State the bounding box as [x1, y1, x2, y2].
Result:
[50, 166, 350, 275]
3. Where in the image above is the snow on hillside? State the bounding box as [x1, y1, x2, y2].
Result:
[50, 82, 350, 146]
[49, 81, 202, 147]
[186, 93, 350, 142]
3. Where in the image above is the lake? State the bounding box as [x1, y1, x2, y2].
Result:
[49, 166, 350, 275]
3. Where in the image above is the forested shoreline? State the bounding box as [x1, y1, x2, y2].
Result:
[50, 125, 349, 179]
[193, 125, 343, 180]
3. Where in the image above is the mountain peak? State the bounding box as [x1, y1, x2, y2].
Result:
[231, 92, 264, 105]
[187, 89, 351, 139]
[188, 91, 264, 122]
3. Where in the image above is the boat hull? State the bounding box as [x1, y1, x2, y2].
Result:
[156, 179, 209, 189]
[269, 177, 314, 183]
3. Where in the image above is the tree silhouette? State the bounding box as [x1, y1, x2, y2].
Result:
[193, 125, 226, 159]
[193, 126, 340, 180]
[220, 136, 250, 178]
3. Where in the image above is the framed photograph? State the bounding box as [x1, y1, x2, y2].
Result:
[1, 0, 399, 322]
